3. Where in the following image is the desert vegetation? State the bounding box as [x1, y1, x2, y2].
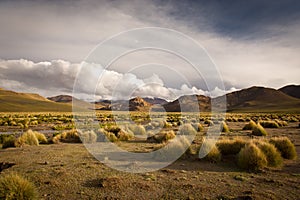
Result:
[0, 173, 38, 200]
[0, 112, 299, 199]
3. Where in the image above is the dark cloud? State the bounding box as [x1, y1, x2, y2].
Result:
[0, 0, 299, 97]
[156, 0, 300, 40]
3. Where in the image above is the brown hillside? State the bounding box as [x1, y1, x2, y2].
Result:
[279, 85, 300, 99]
[163, 95, 211, 112]
[215, 86, 300, 112]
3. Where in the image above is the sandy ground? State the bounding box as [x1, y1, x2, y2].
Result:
[0, 122, 300, 199]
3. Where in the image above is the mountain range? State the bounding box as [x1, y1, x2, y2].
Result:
[0, 85, 299, 112]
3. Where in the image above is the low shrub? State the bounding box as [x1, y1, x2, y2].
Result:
[274, 119, 288, 127]
[0, 173, 38, 200]
[238, 143, 267, 171]
[178, 124, 197, 136]
[288, 117, 298, 122]
[256, 141, 283, 167]
[204, 119, 214, 126]
[163, 120, 172, 128]
[17, 123, 24, 129]
[242, 120, 257, 130]
[221, 121, 230, 133]
[153, 136, 191, 161]
[33, 131, 48, 144]
[52, 129, 81, 143]
[104, 126, 120, 135]
[105, 132, 118, 142]
[1, 135, 16, 149]
[200, 140, 221, 162]
[252, 123, 268, 136]
[191, 123, 204, 132]
[269, 137, 297, 160]
[238, 118, 246, 122]
[128, 124, 146, 136]
[147, 130, 176, 143]
[217, 138, 247, 155]
[259, 121, 280, 128]
[29, 120, 38, 126]
[15, 130, 39, 147]
[117, 129, 134, 141]
[80, 130, 97, 143]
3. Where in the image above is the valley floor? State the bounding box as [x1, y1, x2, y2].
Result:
[1, 122, 300, 199]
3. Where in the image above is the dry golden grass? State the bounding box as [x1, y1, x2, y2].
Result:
[256, 141, 283, 168]
[15, 130, 39, 147]
[242, 120, 257, 130]
[0, 173, 38, 200]
[52, 129, 81, 144]
[221, 121, 230, 133]
[200, 140, 221, 163]
[252, 123, 268, 136]
[269, 137, 297, 160]
[238, 142, 267, 171]
[216, 138, 247, 155]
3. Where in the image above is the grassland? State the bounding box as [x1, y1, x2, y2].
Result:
[0, 111, 299, 199]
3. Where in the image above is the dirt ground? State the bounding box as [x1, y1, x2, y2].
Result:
[0, 122, 300, 200]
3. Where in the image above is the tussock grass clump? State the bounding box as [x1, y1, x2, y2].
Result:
[288, 117, 298, 122]
[269, 137, 297, 160]
[242, 120, 257, 130]
[274, 119, 288, 127]
[104, 126, 120, 134]
[217, 138, 247, 155]
[33, 131, 47, 144]
[153, 136, 191, 161]
[200, 140, 221, 162]
[117, 129, 134, 141]
[256, 141, 283, 167]
[15, 130, 39, 147]
[1, 135, 16, 149]
[238, 143, 267, 171]
[29, 120, 38, 126]
[163, 120, 172, 128]
[17, 123, 24, 129]
[52, 129, 81, 144]
[221, 121, 230, 133]
[80, 130, 97, 143]
[178, 124, 197, 136]
[252, 123, 268, 136]
[148, 130, 176, 143]
[106, 132, 118, 142]
[259, 121, 280, 128]
[128, 124, 146, 136]
[9, 121, 17, 126]
[0, 173, 38, 200]
[191, 123, 204, 132]
[204, 119, 214, 126]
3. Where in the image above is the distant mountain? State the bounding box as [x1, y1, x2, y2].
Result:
[214, 86, 300, 112]
[47, 95, 73, 103]
[129, 97, 152, 111]
[0, 88, 73, 112]
[163, 95, 211, 112]
[96, 97, 152, 111]
[47, 95, 93, 109]
[142, 97, 168, 105]
[279, 85, 300, 99]
[1, 85, 300, 112]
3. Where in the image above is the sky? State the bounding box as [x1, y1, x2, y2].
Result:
[0, 0, 299, 100]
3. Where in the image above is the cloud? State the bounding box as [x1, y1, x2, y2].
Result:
[0, 0, 299, 92]
[0, 59, 235, 100]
